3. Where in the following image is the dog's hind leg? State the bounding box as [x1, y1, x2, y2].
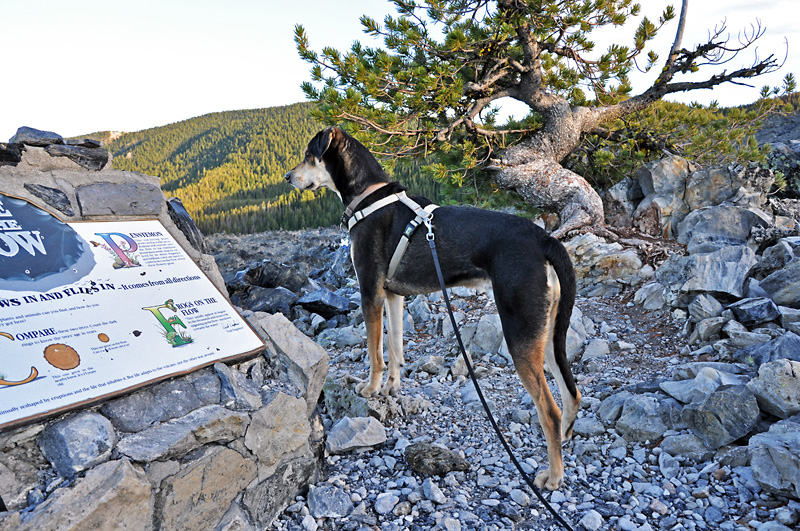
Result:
[382, 292, 405, 396]
[542, 264, 582, 441]
[356, 297, 385, 397]
[511, 336, 565, 491]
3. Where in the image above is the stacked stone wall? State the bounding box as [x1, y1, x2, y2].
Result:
[0, 128, 328, 530]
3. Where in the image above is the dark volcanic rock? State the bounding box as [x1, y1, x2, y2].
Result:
[167, 197, 207, 253]
[728, 297, 781, 326]
[760, 259, 800, 308]
[23, 183, 75, 216]
[734, 331, 800, 368]
[66, 138, 104, 149]
[9, 126, 64, 146]
[297, 288, 353, 318]
[45, 143, 109, 171]
[245, 286, 299, 316]
[243, 260, 308, 293]
[404, 442, 470, 477]
[0, 143, 23, 166]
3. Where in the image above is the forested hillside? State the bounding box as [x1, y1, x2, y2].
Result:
[100, 103, 440, 234]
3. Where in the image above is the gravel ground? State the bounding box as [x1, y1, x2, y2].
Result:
[207, 229, 793, 531]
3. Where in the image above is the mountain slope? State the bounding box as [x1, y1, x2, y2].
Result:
[105, 103, 343, 233]
[101, 103, 440, 234]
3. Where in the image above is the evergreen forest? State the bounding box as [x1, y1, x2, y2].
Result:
[99, 103, 441, 234]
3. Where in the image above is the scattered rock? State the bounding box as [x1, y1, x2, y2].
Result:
[326, 417, 387, 454]
[307, 483, 354, 518]
[658, 245, 757, 299]
[404, 443, 470, 477]
[660, 367, 748, 404]
[688, 294, 724, 323]
[734, 331, 800, 368]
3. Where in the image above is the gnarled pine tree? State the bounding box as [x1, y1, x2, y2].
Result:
[296, 0, 782, 238]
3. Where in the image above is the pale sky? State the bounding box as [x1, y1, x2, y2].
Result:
[1, 0, 797, 141]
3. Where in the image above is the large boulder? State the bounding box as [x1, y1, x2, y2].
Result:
[683, 164, 774, 211]
[728, 297, 781, 326]
[241, 260, 308, 293]
[9, 126, 64, 146]
[760, 259, 800, 308]
[656, 245, 757, 301]
[297, 288, 354, 318]
[676, 203, 771, 254]
[681, 385, 760, 449]
[747, 360, 800, 419]
[632, 155, 693, 237]
[749, 415, 800, 500]
[734, 332, 800, 368]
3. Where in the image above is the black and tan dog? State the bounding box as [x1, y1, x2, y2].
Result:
[286, 126, 580, 490]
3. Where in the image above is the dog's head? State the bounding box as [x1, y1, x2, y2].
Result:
[285, 127, 341, 197]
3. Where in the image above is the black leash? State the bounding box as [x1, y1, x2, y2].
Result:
[423, 221, 576, 531]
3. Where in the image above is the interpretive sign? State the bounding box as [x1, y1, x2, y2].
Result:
[0, 193, 265, 429]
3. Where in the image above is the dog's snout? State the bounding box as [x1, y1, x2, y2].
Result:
[284, 171, 292, 181]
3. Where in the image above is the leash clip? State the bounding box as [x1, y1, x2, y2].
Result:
[424, 216, 435, 241]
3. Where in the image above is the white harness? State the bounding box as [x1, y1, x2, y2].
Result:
[343, 186, 438, 287]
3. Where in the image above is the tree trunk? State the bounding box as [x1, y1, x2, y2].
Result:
[490, 101, 605, 239]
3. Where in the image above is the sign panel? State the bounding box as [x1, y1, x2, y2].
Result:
[0, 194, 265, 429]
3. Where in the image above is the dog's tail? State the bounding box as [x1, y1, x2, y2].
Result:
[543, 236, 579, 399]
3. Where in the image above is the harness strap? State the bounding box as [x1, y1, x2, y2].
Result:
[346, 193, 403, 231]
[344, 189, 439, 288]
[343, 182, 388, 222]
[385, 202, 438, 286]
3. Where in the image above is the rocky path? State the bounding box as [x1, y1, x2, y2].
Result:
[207, 229, 799, 531]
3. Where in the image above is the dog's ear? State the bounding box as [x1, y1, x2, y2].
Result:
[308, 127, 336, 159]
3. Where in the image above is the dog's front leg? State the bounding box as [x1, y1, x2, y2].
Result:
[356, 299, 385, 397]
[382, 293, 405, 396]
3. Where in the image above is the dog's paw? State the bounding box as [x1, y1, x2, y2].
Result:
[380, 377, 400, 396]
[355, 381, 379, 398]
[534, 468, 563, 491]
